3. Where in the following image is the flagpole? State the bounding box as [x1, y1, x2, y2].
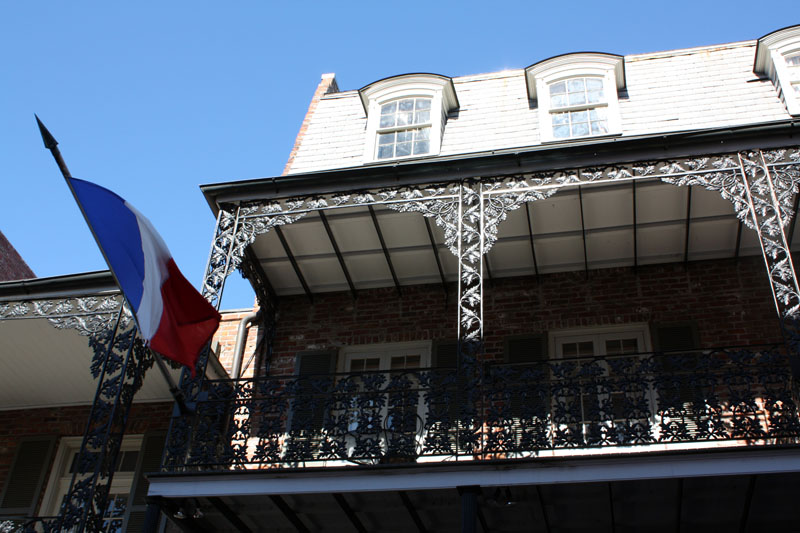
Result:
[35, 115, 191, 415]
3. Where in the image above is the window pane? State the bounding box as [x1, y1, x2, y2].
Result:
[397, 130, 412, 142]
[587, 90, 603, 104]
[416, 127, 430, 140]
[551, 94, 567, 108]
[414, 140, 430, 154]
[572, 110, 588, 122]
[396, 142, 412, 156]
[577, 341, 594, 356]
[399, 99, 414, 111]
[588, 108, 607, 120]
[381, 101, 397, 114]
[567, 78, 585, 92]
[415, 110, 430, 124]
[591, 120, 609, 134]
[572, 122, 590, 136]
[568, 91, 586, 106]
[397, 112, 412, 126]
[550, 81, 566, 94]
[378, 132, 395, 145]
[552, 112, 569, 125]
[119, 451, 139, 472]
[553, 125, 570, 138]
[787, 54, 800, 67]
[377, 145, 394, 159]
[415, 98, 432, 110]
[379, 115, 396, 128]
[585, 78, 604, 90]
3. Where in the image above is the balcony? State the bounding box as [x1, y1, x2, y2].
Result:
[163, 343, 800, 471]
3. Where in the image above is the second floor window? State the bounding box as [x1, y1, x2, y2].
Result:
[376, 98, 432, 159]
[549, 77, 609, 139]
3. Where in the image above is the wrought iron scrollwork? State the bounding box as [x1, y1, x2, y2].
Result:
[0, 295, 126, 337]
[160, 345, 799, 471]
[56, 310, 153, 532]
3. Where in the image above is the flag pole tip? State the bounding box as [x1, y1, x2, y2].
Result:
[34, 114, 58, 150]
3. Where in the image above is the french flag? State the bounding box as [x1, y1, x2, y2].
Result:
[68, 178, 221, 375]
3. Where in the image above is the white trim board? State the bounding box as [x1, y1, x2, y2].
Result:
[147, 447, 800, 498]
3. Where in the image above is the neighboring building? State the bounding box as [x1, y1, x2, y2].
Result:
[4, 25, 800, 532]
[0, 271, 243, 533]
[0, 231, 34, 281]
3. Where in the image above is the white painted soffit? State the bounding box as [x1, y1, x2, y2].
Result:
[0, 315, 180, 411]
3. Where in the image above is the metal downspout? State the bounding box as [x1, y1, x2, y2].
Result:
[232, 309, 261, 379]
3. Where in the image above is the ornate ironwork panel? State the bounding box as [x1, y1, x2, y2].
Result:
[159, 344, 799, 470]
[0, 294, 126, 337]
[55, 311, 153, 532]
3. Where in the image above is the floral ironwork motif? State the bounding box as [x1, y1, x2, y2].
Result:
[161, 345, 799, 470]
[56, 314, 153, 532]
[0, 295, 126, 336]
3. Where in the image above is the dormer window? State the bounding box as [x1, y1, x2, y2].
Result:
[549, 77, 609, 138]
[359, 74, 459, 163]
[755, 25, 800, 116]
[376, 97, 432, 159]
[525, 52, 625, 143]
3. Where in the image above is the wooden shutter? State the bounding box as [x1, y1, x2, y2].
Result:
[652, 323, 700, 353]
[0, 436, 57, 516]
[653, 322, 700, 408]
[503, 335, 548, 420]
[291, 351, 336, 432]
[505, 334, 548, 363]
[123, 432, 166, 533]
[432, 341, 457, 368]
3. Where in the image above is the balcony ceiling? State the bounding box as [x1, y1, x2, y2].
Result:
[250, 179, 798, 297]
[0, 315, 184, 410]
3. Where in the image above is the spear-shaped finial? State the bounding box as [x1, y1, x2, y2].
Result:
[34, 114, 72, 178]
[35, 114, 58, 150]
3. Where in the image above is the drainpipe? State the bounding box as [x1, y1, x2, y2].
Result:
[231, 309, 261, 379]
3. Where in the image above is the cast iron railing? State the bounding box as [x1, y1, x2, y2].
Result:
[162, 344, 800, 471]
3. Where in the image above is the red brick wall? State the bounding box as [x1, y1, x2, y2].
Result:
[267, 256, 782, 375]
[0, 230, 34, 281]
[0, 402, 172, 509]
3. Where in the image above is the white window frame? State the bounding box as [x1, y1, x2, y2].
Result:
[338, 341, 431, 445]
[549, 324, 654, 437]
[755, 25, 800, 116]
[40, 436, 143, 525]
[550, 323, 651, 358]
[359, 74, 458, 163]
[525, 53, 625, 143]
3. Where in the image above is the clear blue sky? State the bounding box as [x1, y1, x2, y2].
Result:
[1, 2, 795, 309]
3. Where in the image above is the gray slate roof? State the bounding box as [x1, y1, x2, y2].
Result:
[286, 41, 791, 175]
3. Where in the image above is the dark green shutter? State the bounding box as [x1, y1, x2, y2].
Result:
[291, 351, 336, 432]
[505, 334, 548, 363]
[504, 335, 548, 420]
[431, 341, 463, 422]
[297, 351, 336, 375]
[653, 323, 700, 407]
[653, 323, 699, 352]
[433, 341, 457, 368]
[0, 436, 57, 516]
[123, 432, 166, 533]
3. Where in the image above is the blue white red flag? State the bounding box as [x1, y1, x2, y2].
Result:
[68, 177, 221, 375]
